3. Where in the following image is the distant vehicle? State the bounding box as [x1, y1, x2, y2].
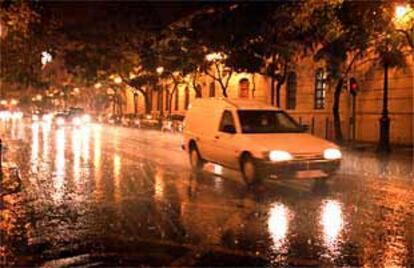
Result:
[0, 111, 23, 120]
[54, 108, 91, 127]
[31, 110, 52, 123]
[161, 114, 185, 132]
[182, 98, 342, 185]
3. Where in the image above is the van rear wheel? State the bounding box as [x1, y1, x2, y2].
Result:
[241, 155, 261, 185]
[189, 145, 205, 172]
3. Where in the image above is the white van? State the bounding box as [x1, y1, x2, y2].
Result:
[182, 98, 341, 185]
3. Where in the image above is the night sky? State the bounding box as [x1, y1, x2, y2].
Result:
[42, 1, 214, 32]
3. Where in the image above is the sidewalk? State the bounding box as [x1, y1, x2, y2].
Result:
[339, 142, 413, 181]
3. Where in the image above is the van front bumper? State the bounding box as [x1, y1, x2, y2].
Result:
[256, 158, 341, 177]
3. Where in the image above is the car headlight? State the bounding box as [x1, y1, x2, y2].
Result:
[82, 114, 91, 123]
[32, 115, 39, 121]
[57, 118, 65, 126]
[42, 114, 52, 122]
[323, 148, 342, 160]
[72, 117, 81, 125]
[269, 150, 293, 162]
[12, 112, 23, 119]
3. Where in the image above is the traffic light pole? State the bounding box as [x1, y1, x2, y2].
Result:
[352, 94, 356, 141]
[349, 77, 358, 142]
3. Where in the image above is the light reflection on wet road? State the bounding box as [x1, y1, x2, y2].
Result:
[1, 120, 413, 267]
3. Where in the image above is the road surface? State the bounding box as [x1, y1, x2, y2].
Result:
[1, 120, 413, 267]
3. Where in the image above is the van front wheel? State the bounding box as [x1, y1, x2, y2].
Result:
[189, 145, 205, 172]
[241, 155, 261, 185]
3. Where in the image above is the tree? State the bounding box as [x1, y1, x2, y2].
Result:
[184, 3, 307, 102]
[311, 1, 373, 143]
[313, 1, 412, 147]
[0, 1, 60, 92]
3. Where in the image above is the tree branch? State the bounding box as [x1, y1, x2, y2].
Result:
[397, 29, 414, 49]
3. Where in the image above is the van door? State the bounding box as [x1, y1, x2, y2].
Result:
[211, 110, 239, 168]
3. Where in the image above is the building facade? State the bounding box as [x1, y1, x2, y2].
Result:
[120, 54, 413, 146]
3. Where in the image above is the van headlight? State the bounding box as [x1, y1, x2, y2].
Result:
[323, 148, 342, 160]
[269, 150, 293, 162]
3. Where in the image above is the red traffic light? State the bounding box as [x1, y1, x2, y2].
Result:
[349, 77, 358, 95]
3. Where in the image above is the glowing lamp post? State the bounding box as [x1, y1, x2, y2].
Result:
[114, 77, 122, 84]
[41, 51, 52, 67]
[10, 99, 18, 106]
[378, 4, 413, 153]
[156, 66, 164, 75]
[205, 52, 226, 62]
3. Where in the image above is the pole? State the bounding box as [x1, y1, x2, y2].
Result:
[0, 138, 2, 172]
[378, 63, 391, 153]
[352, 94, 356, 141]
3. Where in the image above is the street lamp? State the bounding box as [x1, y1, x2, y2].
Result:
[156, 66, 164, 75]
[36, 94, 42, 101]
[205, 52, 226, 62]
[377, 4, 413, 153]
[395, 5, 410, 19]
[94, 83, 102, 89]
[114, 77, 122, 84]
[41, 51, 52, 67]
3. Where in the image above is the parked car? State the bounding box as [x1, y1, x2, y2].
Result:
[107, 114, 122, 125]
[182, 98, 342, 185]
[121, 113, 139, 127]
[161, 114, 185, 132]
[140, 114, 161, 129]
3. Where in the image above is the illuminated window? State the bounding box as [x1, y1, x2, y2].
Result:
[286, 72, 297, 110]
[209, 82, 215, 97]
[184, 87, 190, 110]
[314, 68, 327, 109]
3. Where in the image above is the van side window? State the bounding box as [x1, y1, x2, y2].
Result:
[219, 111, 236, 133]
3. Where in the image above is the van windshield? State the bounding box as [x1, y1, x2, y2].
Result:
[237, 110, 304, 133]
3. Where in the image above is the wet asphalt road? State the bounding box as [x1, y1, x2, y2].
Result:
[1, 120, 413, 267]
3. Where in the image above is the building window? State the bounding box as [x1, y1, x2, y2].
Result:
[314, 68, 327, 109]
[209, 82, 215, 97]
[174, 89, 179, 111]
[286, 71, 297, 110]
[238, 78, 250, 98]
[184, 86, 190, 110]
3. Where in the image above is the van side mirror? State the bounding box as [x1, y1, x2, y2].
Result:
[223, 125, 236, 134]
[301, 124, 309, 132]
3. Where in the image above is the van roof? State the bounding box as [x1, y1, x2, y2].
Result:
[191, 98, 280, 110]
